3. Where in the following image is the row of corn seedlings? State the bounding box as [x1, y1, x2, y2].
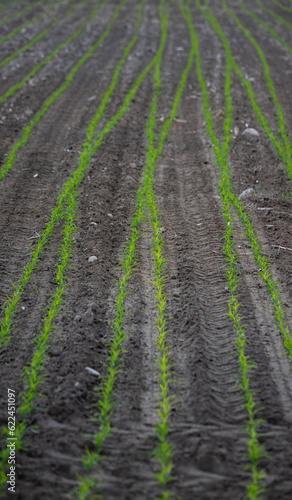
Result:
[0, 0, 71, 44]
[0, 0, 165, 350]
[253, 0, 292, 27]
[0, 0, 129, 180]
[182, 0, 275, 496]
[0, 0, 90, 68]
[0, 0, 53, 26]
[74, 2, 172, 497]
[222, 0, 292, 169]
[0, 1, 169, 494]
[236, 0, 292, 54]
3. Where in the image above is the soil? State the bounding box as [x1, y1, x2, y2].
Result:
[0, 0, 292, 499]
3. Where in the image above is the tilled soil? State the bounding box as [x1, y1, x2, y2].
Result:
[0, 0, 292, 499]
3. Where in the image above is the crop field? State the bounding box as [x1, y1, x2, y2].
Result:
[0, 0, 292, 498]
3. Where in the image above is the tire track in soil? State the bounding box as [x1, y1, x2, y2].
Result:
[89, 4, 198, 497]
[153, 76, 292, 498]
[155, 90, 247, 500]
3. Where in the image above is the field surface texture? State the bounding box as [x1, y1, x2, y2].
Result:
[0, 0, 292, 499]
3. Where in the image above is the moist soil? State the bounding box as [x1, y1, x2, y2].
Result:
[0, 0, 292, 499]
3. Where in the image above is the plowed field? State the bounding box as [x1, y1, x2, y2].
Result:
[0, 0, 292, 499]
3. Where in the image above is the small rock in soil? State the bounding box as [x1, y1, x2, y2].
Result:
[242, 127, 259, 137]
[238, 188, 255, 200]
[88, 255, 97, 263]
[85, 367, 101, 377]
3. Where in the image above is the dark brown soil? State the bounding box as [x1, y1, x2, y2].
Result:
[0, 0, 292, 499]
